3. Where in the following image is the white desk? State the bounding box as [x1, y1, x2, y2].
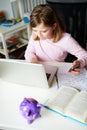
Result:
[0, 22, 29, 58]
[0, 60, 87, 130]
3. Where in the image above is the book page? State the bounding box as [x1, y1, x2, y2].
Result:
[58, 65, 87, 91]
[65, 91, 87, 123]
[47, 86, 79, 114]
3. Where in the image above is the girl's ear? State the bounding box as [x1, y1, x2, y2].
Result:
[52, 23, 57, 30]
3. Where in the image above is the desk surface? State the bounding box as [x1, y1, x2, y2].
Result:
[0, 81, 87, 130]
[0, 60, 87, 130]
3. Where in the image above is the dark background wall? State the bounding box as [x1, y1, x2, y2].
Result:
[46, 0, 87, 62]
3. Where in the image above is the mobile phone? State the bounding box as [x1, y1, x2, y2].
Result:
[69, 64, 80, 72]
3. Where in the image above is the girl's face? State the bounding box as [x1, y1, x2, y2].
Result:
[32, 22, 55, 40]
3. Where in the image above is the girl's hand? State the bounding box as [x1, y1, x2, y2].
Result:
[30, 58, 39, 63]
[69, 60, 80, 74]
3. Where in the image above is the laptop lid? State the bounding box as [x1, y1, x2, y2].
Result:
[0, 59, 58, 88]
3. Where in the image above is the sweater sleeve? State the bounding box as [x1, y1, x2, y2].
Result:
[63, 34, 87, 68]
[24, 35, 37, 62]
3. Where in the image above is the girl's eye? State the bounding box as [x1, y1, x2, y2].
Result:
[33, 30, 48, 33]
[41, 30, 47, 33]
[43, 31, 46, 33]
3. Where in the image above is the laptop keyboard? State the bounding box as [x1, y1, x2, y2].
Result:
[46, 73, 51, 80]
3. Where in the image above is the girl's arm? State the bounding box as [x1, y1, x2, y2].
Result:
[24, 35, 38, 63]
[64, 34, 87, 68]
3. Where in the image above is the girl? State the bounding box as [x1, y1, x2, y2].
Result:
[24, 4, 87, 73]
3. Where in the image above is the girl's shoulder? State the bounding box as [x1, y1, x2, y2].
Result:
[55, 33, 71, 44]
[62, 33, 71, 39]
[60, 33, 76, 43]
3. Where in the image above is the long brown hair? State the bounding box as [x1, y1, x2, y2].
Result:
[30, 4, 66, 42]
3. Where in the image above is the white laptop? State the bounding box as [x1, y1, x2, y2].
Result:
[0, 59, 58, 88]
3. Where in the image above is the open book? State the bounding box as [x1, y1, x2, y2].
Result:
[46, 86, 87, 125]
